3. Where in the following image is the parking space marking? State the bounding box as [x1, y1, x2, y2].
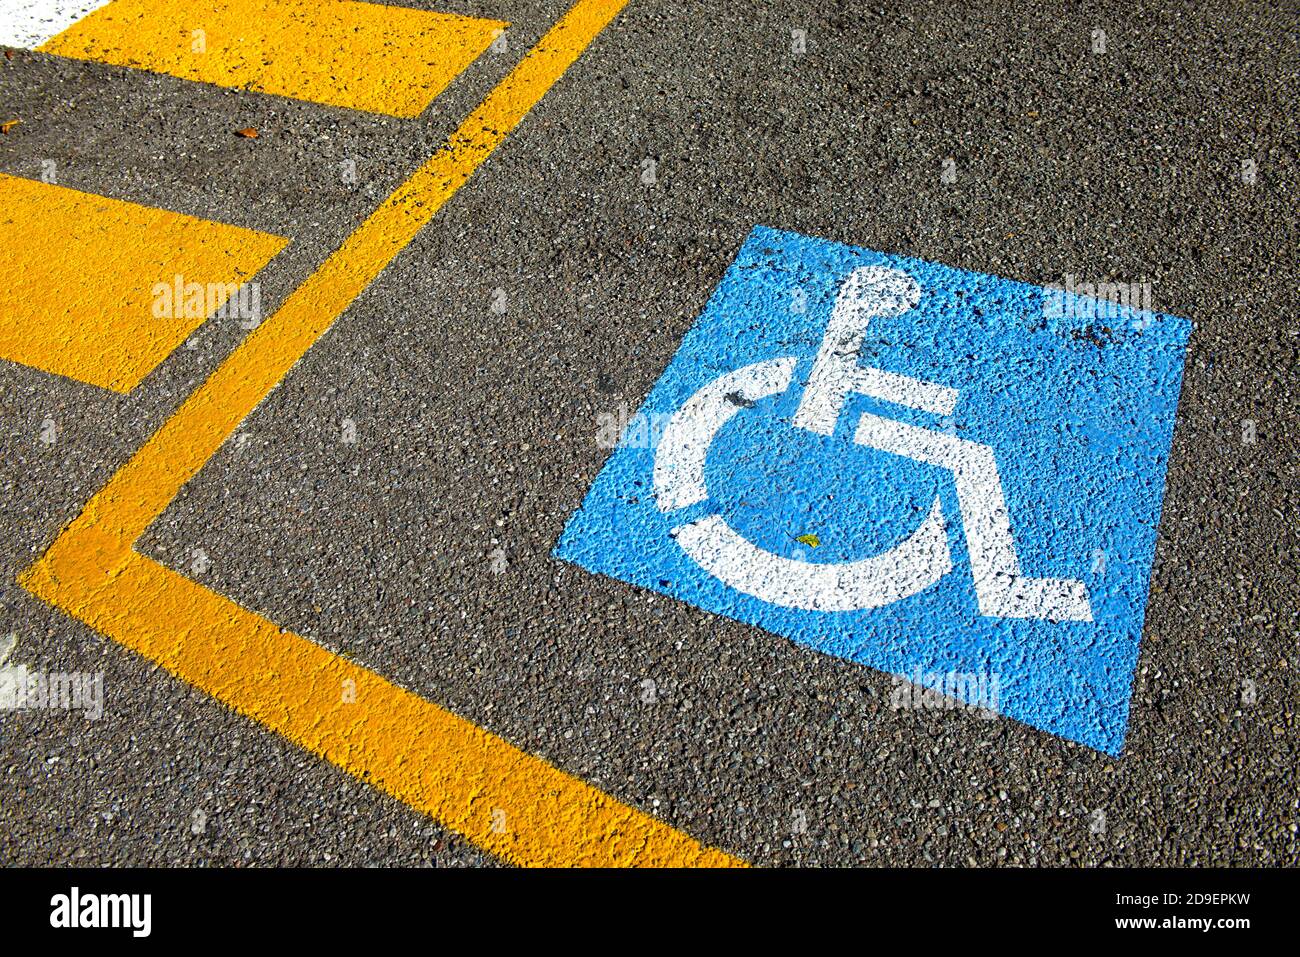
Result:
[557, 226, 1191, 755]
[0, 173, 286, 392]
[20, 0, 743, 867]
[33, 0, 506, 117]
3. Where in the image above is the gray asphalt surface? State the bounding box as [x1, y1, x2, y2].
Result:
[1, 0, 1296, 866]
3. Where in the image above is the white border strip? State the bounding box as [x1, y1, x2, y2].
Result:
[0, 0, 114, 50]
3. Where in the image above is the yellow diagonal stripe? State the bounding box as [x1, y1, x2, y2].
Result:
[40, 0, 506, 117]
[22, 0, 746, 867]
[0, 174, 285, 393]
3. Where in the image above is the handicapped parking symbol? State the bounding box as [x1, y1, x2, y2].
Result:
[556, 226, 1190, 753]
[654, 265, 1092, 621]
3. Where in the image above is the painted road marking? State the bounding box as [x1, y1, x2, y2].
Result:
[0, 173, 285, 393]
[20, 0, 741, 867]
[28, 0, 505, 117]
[556, 225, 1192, 755]
[651, 267, 1091, 620]
[0, 1, 114, 49]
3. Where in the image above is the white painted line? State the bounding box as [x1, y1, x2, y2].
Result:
[673, 501, 951, 612]
[854, 412, 1093, 621]
[795, 265, 958, 431]
[0, 0, 113, 50]
[853, 366, 959, 417]
[654, 356, 798, 513]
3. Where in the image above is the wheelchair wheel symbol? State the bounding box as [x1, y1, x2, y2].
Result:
[652, 266, 1093, 622]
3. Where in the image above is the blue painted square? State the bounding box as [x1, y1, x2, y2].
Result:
[556, 225, 1191, 754]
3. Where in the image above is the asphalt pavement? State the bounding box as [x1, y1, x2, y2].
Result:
[0, 0, 1295, 866]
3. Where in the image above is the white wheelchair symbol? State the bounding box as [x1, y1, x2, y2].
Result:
[652, 266, 1093, 622]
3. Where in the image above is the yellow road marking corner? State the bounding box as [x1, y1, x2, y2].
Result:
[21, 0, 746, 867]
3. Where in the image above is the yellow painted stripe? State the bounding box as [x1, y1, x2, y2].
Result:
[40, 0, 506, 117]
[22, 0, 746, 867]
[23, 538, 736, 866]
[0, 173, 285, 393]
